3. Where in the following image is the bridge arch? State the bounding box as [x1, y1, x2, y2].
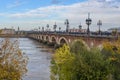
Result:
[41, 35, 44, 41]
[37, 35, 39, 39]
[39, 35, 42, 40]
[72, 39, 89, 49]
[34, 35, 37, 39]
[45, 35, 50, 42]
[51, 36, 57, 44]
[38, 35, 40, 40]
[59, 37, 68, 45]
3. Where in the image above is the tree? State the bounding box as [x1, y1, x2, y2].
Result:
[51, 40, 112, 80]
[70, 40, 111, 80]
[0, 29, 2, 34]
[0, 38, 28, 80]
[112, 29, 117, 36]
[50, 44, 75, 80]
[102, 40, 120, 80]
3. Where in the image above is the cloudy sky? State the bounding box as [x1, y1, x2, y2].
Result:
[0, 0, 120, 31]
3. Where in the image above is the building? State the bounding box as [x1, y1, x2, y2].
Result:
[108, 27, 120, 36]
[108, 27, 120, 33]
[68, 28, 87, 33]
[0, 28, 15, 35]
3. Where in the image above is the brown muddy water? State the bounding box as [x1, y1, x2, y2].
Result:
[18, 38, 53, 80]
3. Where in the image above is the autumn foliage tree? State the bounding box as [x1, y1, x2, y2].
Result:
[102, 39, 120, 80]
[51, 40, 112, 80]
[0, 38, 28, 80]
[50, 44, 75, 80]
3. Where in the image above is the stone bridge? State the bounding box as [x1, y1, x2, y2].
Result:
[28, 32, 117, 47]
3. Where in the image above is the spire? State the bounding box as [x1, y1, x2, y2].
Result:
[18, 26, 20, 31]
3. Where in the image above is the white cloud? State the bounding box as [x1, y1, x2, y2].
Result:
[2, 0, 120, 31]
[95, 0, 120, 8]
[7, 0, 27, 8]
[0, 13, 4, 16]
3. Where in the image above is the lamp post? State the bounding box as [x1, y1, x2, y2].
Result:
[42, 27, 44, 32]
[59, 27, 61, 32]
[97, 20, 102, 35]
[79, 23, 82, 32]
[65, 19, 69, 33]
[53, 22, 57, 32]
[39, 26, 40, 33]
[46, 24, 49, 32]
[86, 13, 92, 36]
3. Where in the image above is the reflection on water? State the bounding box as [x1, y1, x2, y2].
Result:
[17, 38, 53, 80]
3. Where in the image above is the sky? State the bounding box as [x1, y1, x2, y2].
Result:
[0, 0, 120, 31]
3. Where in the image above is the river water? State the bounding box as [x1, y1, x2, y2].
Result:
[17, 38, 53, 80]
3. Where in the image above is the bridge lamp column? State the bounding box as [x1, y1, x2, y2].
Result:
[59, 27, 61, 32]
[53, 22, 57, 32]
[46, 24, 49, 32]
[79, 23, 82, 32]
[39, 26, 40, 33]
[65, 19, 69, 33]
[97, 20, 102, 35]
[86, 13, 92, 36]
[42, 27, 44, 32]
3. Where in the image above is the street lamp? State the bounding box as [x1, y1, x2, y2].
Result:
[59, 27, 61, 32]
[53, 22, 57, 32]
[79, 23, 82, 32]
[86, 13, 92, 36]
[79, 23, 82, 29]
[65, 19, 69, 33]
[39, 26, 40, 33]
[42, 27, 44, 32]
[97, 20, 102, 35]
[46, 24, 49, 32]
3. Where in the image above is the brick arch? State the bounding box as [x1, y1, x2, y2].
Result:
[59, 37, 68, 45]
[39, 35, 42, 40]
[51, 36, 57, 43]
[45, 35, 50, 42]
[37, 35, 39, 39]
[72, 39, 90, 49]
[84, 38, 99, 48]
[41, 35, 44, 40]
[34, 35, 37, 39]
[38, 35, 40, 40]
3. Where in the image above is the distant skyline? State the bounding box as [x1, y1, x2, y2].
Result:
[0, 0, 120, 31]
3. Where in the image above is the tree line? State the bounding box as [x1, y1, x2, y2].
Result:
[50, 39, 120, 80]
